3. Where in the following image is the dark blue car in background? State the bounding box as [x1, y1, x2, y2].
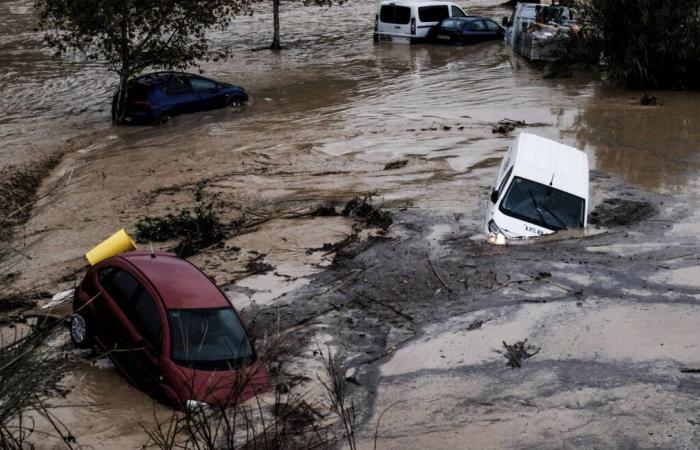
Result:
[426, 16, 504, 45]
[112, 72, 249, 124]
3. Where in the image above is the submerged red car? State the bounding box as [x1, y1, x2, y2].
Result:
[70, 251, 268, 409]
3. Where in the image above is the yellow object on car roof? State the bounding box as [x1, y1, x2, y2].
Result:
[85, 228, 137, 266]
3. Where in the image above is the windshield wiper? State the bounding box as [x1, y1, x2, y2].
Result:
[538, 202, 568, 229]
[528, 189, 554, 229]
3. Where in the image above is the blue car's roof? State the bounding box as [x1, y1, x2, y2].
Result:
[444, 16, 489, 23]
[133, 72, 216, 86]
[134, 72, 193, 85]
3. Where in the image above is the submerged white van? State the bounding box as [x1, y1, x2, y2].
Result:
[374, 0, 468, 44]
[485, 133, 589, 241]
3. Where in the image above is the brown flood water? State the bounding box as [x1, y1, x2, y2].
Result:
[2, 0, 700, 448]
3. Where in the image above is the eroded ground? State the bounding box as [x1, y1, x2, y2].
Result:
[2, 0, 700, 448]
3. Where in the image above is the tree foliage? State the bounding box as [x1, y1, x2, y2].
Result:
[575, 0, 700, 89]
[35, 0, 251, 121]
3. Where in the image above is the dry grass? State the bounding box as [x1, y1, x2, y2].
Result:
[0, 157, 61, 236]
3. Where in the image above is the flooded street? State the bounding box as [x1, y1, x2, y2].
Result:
[2, 0, 700, 448]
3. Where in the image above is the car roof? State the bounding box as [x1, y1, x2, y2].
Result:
[118, 252, 231, 310]
[380, 0, 460, 6]
[512, 133, 589, 200]
[133, 72, 204, 85]
[442, 16, 489, 22]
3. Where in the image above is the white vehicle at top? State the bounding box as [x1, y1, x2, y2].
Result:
[374, 0, 468, 44]
[503, 2, 577, 49]
[485, 133, 589, 242]
[503, 2, 538, 48]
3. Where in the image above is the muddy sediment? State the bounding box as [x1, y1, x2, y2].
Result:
[1, 0, 700, 447]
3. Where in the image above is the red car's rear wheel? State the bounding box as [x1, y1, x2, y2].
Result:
[70, 313, 93, 348]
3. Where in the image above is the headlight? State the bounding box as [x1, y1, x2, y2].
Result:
[487, 220, 506, 246]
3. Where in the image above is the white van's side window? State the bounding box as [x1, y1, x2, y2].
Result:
[497, 167, 513, 199]
[380, 5, 411, 24]
[451, 5, 466, 17]
[418, 5, 449, 22]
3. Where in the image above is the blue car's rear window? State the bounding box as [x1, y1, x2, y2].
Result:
[128, 84, 152, 100]
[440, 18, 466, 30]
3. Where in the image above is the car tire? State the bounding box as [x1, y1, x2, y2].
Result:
[227, 96, 246, 108]
[70, 313, 93, 349]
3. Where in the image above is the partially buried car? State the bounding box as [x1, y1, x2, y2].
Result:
[112, 71, 249, 124]
[426, 16, 504, 45]
[70, 251, 268, 410]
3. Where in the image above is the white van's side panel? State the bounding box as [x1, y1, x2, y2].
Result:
[375, 1, 467, 44]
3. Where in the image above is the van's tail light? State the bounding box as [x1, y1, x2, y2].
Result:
[374, 15, 378, 32]
[411, 17, 416, 35]
[133, 100, 151, 109]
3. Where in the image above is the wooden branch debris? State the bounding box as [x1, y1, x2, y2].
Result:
[502, 340, 541, 369]
[357, 292, 414, 322]
[426, 254, 452, 292]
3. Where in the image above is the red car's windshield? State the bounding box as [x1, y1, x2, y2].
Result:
[168, 308, 254, 370]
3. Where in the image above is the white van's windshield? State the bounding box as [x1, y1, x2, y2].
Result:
[500, 176, 585, 230]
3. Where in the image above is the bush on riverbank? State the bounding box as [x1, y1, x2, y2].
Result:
[575, 0, 700, 89]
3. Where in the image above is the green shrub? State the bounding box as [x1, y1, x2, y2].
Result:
[576, 0, 700, 88]
[135, 183, 224, 257]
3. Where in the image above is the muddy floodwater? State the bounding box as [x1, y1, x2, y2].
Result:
[2, 0, 700, 448]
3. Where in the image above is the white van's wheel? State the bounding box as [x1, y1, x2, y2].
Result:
[70, 313, 93, 348]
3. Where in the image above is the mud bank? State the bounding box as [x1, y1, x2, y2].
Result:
[258, 175, 700, 449]
[2, 0, 700, 447]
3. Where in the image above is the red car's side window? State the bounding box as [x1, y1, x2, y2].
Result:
[99, 267, 163, 353]
[103, 269, 139, 312]
[132, 290, 163, 352]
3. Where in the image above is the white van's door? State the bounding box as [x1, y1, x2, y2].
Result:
[415, 4, 450, 37]
[377, 4, 413, 43]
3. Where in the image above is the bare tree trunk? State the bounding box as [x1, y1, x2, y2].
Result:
[115, 66, 129, 125]
[115, 3, 130, 125]
[270, 0, 281, 50]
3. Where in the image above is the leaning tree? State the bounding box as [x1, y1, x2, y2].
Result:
[36, 0, 251, 123]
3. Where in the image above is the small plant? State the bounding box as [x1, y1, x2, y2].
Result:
[640, 92, 657, 106]
[135, 183, 225, 257]
[341, 195, 392, 230]
[317, 347, 357, 450]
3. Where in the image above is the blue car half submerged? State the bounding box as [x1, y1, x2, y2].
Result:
[426, 16, 504, 45]
[112, 72, 249, 124]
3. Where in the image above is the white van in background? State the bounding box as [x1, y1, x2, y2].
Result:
[503, 2, 578, 50]
[503, 2, 537, 48]
[485, 133, 589, 241]
[374, 1, 469, 44]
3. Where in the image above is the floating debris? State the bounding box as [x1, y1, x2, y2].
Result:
[384, 160, 408, 171]
[341, 195, 392, 230]
[492, 119, 526, 135]
[502, 340, 541, 368]
[641, 92, 657, 106]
